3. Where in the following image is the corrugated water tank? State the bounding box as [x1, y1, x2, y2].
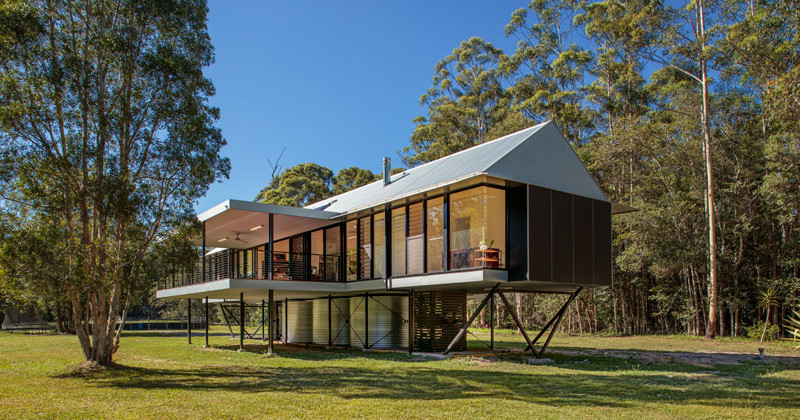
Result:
[349, 294, 408, 349]
[286, 300, 313, 343]
[312, 297, 350, 346]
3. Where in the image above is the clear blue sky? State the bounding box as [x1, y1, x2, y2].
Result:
[197, 0, 525, 211]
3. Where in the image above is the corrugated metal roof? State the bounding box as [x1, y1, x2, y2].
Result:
[306, 121, 608, 215]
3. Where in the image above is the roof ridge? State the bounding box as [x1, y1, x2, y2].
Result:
[305, 121, 550, 210]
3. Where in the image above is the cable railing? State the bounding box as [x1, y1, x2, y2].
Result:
[158, 251, 342, 290]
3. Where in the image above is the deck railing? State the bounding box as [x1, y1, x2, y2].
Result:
[158, 251, 342, 290]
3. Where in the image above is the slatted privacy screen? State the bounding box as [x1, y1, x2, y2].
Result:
[413, 290, 467, 352]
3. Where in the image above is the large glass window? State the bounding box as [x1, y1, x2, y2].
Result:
[407, 203, 424, 275]
[374, 212, 386, 278]
[346, 220, 358, 281]
[273, 239, 290, 280]
[426, 197, 445, 272]
[310, 230, 323, 281]
[359, 217, 372, 279]
[325, 226, 340, 281]
[289, 235, 305, 280]
[255, 245, 265, 279]
[391, 207, 406, 276]
[449, 186, 506, 270]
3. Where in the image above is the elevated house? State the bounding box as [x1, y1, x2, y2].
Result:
[157, 121, 633, 357]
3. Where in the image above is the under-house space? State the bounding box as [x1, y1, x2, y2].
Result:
[157, 121, 634, 357]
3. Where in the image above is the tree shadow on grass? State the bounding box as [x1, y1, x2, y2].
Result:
[63, 348, 800, 410]
[474, 339, 800, 367]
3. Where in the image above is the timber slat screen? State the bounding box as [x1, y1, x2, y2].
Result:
[413, 291, 467, 352]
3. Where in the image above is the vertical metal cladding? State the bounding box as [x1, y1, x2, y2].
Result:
[286, 300, 313, 343]
[312, 298, 350, 346]
[349, 294, 409, 349]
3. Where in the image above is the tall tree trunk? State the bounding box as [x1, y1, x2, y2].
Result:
[697, 0, 719, 340]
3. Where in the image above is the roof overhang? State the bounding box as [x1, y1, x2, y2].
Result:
[195, 199, 340, 249]
[611, 203, 638, 215]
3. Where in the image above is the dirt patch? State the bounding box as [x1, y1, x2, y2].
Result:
[551, 348, 800, 367]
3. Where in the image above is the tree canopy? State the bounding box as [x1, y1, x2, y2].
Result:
[256, 163, 377, 206]
[399, 0, 800, 338]
[0, 0, 229, 365]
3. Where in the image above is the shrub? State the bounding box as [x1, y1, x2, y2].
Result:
[744, 324, 781, 341]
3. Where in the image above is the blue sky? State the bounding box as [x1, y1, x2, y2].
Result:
[198, 0, 525, 211]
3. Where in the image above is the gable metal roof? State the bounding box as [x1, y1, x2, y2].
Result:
[306, 121, 608, 215]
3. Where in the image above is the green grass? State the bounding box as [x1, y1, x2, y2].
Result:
[0, 329, 799, 419]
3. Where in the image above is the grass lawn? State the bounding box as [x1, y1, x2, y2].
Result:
[1, 328, 798, 419]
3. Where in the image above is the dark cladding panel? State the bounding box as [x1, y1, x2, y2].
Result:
[593, 200, 612, 286]
[551, 191, 573, 284]
[507, 185, 528, 281]
[528, 186, 551, 282]
[573, 196, 593, 285]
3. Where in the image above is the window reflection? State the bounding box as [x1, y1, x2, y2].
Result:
[426, 197, 445, 272]
[449, 186, 506, 269]
[374, 213, 385, 278]
[391, 207, 406, 276]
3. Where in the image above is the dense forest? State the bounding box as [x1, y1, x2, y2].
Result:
[258, 0, 800, 339]
[1, 0, 797, 344]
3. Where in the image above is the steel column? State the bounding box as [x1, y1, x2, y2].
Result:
[523, 288, 583, 356]
[202, 221, 206, 283]
[328, 295, 332, 347]
[261, 300, 265, 341]
[205, 297, 209, 348]
[267, 289, 275, 355]
[220, 303, 235, 338]
[283, 298, 288, 343]
[497, 290, 538, 358]
[268, 213, 274, 280]
[408, 290, 414, 354]
[539, 288, 582, 355]
[239, 293, 244, 352]
[490, 293, 494, 350]
[443, 284, 498, 354]
[364, 292, 369, 349]
[187, 299, 192, 344]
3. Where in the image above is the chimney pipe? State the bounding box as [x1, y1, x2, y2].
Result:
[383, 157, 391, 186]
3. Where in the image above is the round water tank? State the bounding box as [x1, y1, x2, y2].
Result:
[312, 298, 350, 346]
[286, 300, 313, 343]
[349, 294, 408, 349]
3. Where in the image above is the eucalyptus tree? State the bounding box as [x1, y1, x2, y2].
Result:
[726, 0, 800, 287]
[0, 0, 229, 365]
[629, 0, 731, 338]
[256, 163, 334, 207]
[332, 167, 377, 196]
[503, 0, 595, 146]
[402, 37, 518, 166]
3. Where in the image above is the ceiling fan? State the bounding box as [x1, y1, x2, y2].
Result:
[234, 232, 249, 244]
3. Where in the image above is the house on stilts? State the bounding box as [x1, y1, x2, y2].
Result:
[156, 121, 634, 357]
